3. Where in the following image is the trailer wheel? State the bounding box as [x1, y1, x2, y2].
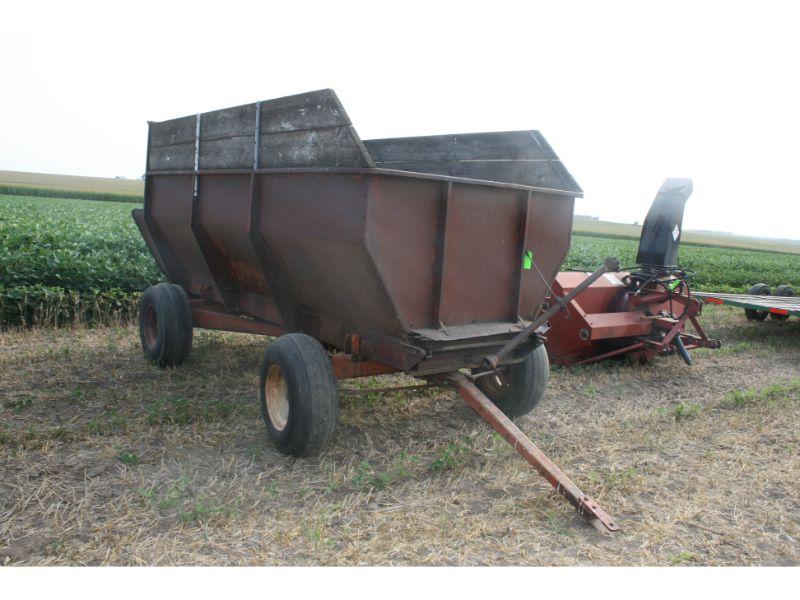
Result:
[139, 283, 193, 367]
[259, 334, 339, 457]
[744, 283, 771, 321]
[769, 285, 795, 321]
[474, 344, 549, 418]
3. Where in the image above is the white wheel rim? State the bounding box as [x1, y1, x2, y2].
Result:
[265, 364, 289, 431]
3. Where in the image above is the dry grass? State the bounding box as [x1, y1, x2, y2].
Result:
[1, 306, 799, 565]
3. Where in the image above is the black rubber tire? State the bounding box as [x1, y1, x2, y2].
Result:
[259, 333, 339, 457]
[770, 284, 795, 321]
[474, 344, 549, 418]
[744, 283, 771, 322]
[138, 283, 193, 367]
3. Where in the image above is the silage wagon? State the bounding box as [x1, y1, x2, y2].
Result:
[133, 89, 625, 531]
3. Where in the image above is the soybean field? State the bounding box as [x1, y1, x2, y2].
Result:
[2, 193, 800, 328]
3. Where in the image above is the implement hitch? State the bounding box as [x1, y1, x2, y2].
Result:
[443, 372, 619, 533]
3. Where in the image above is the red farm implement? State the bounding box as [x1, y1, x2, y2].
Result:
[544, 179, 720, 367]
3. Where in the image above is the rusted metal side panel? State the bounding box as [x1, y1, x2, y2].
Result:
[437, 183, 522, 325]
[256, 172, 406, 350]
[365, 175, 442, 330]
[517, 193, 576, 319]
[147, 175, 219, 300]
[190, 172, 286, 325]
[194, 174, 275, 303]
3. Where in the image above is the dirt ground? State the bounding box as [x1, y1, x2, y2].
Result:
[1, 305, 798, 566]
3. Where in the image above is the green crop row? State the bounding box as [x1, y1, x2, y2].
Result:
[564, 236, 800, 293]
[0, 194, 160, 326]
[2, 193, 800, 328]
[0, 185, 143, 204]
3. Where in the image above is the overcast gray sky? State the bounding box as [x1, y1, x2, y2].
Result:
[3, 0, 799, 239]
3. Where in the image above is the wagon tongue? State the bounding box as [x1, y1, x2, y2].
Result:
[445, 372, 620, 533]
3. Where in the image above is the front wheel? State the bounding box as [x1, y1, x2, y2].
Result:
[138, 283, 193, 367]
[473, 344, 549, 418]
[259, 333, 339, 457]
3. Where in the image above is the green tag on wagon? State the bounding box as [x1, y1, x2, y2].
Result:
[523, 249, 534, 270]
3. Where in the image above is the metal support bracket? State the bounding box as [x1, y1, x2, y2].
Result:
[484, 257, 620, 369]
[445, 371, 620, 534]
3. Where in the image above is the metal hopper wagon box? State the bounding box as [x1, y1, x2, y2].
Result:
[133, 89, 624, 531]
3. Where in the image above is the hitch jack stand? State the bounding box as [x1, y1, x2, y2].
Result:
[446, 372, 620, 534]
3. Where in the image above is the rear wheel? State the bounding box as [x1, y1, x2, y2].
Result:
[770, 284, 795, 321]
[744, 283, 771, 322]
[139, 283, 193, 367]
[259, 333, 339, 457]
[473, 344, 549, 418]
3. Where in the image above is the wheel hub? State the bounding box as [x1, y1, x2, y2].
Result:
[265, 364, 290, 431]
[479, 370, 510, 396]
[143, 304, 158, 348]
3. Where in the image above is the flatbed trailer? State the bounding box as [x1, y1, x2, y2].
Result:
[695, 290, 800, 320]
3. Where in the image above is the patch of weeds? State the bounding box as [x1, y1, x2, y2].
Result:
[323, 462, 342, 493]
[245, 442, 263, 460]
[581, 384, 598, 398]
[117, 451, 139, 466]
[723, 388, 757, 409]
[146, 395, 238, 427]
[351, 461, 385, 489]
[669, 551, 695, 565]
[70, 387, 85, 402]
[762, 380, 800, 402]
[722, 379, 800, 410]
[136, 487, 156, 502]
[297, 486, 315, 500]
[50, 426, 80, 442]
[138, 476, 230, 524]
[303, 517, 332, 549]
[86, 409, 128, 436]
[44, 538, 66, 557]
[489, 431, 512, 456]
[429, 435, 474, 472]
[145, 476, 190, 511]
[351, 452, 419, 490]
[24, 424, 39, 442]
[544, 512, 575, 538]
[4, 395, 33, 412]
[715, 341, 751, 356]
[178, 500, 231, 525]
[265, 480, 279, 499]
[603, 466, 638, 489]
[672, 403, 700, 421]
